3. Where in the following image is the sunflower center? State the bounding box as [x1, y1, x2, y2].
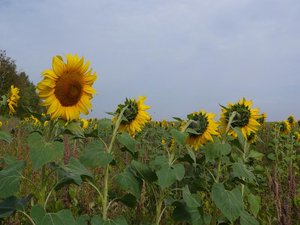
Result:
[187, 113, 209, 136]
[54, 73, 83, 106]
[226, 104, 250, 128]
[117, 99, 138, 124]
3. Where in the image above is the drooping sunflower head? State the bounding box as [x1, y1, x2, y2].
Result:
[7, 85, 20, 115]
[114, 96, 151, 136]
[220, 98, 261, 138]
[293, 131, 300, 142]
[37, 54, 97, 121]
[287, 115, 296, 128]
[257, 112, 267, 125]
[185, 110, 219, 150]
[279, 120, 291, 135]
[246, 132, 257, 144]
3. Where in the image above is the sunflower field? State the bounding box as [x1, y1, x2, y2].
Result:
[0, 55, 300, 225]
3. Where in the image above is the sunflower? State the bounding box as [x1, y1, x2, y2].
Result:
[293, 131, 300, 142]
[257, 112, 267, 125]
[279, 120, 291, 135]
[37, 54, 97, 121]
[114, 96, 151, 136]
[7, 85, 20, 115]
[220, 98, 261, 139]
[81, 118, 89, 130]
[185, 111, 219, 150]
[287, 115, 296, 129]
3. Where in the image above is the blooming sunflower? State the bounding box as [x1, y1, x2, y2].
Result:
[7, 85, 20, 115]
[114, 96, 151, 136]
[220, 98, 261, 139]
[185, 111, 219, 150]
[37, 54, 97, 121]
[81, 118, 89, 130]
[279, 120, 291, 135]
[293, 131, 300, 142]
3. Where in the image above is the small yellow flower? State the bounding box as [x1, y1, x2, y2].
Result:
[0, 121, 2, 128]
[81, 118, 89, 130]
[7, 85, 20, 115]
[287, 115, 296, 129]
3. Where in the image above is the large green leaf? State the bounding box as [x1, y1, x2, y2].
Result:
[211, 183, 244, 223]
[182, 186, 201, 208]
[0, 195, 32, 218]
[156, 163, 185, 189]
[64, 121, 84, 138]
[203, 141, 231, 162]
[28, 133, 64, 170]
[232, 163, 256, 182]
[117, 132, 137, 156]
[170, 128, 188, 146]
[247, 194, 260, 217]
[91, 215, 128, 225]
[130, 160, 157, 183]
[31, 206, 77, 225]
[0, 158, 25, 198]
[55, 157, 93, 190]
[116, 167, 141, 198]
[80, 140, 112, 168]
[0, 130, 12, 143]
[240, 210, 259, 225]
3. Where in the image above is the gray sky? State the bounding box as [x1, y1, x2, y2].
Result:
[1, 0, 300, 121]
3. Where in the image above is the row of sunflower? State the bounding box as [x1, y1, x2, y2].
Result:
[0, 54, 299, 225]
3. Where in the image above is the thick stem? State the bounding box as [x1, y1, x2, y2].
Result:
[63, 134, 71, 165]
[102, 107, 127, 220]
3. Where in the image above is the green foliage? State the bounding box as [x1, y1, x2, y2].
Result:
[27, 132, 64, 170]
[0, 50, 42, 117]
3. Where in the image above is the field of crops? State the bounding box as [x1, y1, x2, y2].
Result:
[0, 55, 300, 225]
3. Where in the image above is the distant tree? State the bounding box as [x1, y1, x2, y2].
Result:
[0, 50, 42, 117]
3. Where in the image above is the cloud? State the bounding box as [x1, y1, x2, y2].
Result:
[1, 0, 300, 120]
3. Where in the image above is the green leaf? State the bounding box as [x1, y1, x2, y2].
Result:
[232, 163, 256, 182]
[117, 133, 137, 156]
[55, 157, 93, 190]
[42, 210, 77, 225]
[116, 167, 141, 198]
[0, 159, 25, 198]
[182, 186, 201, 208]
[170, 128, 188, 146]
[173, 164, 185, 181]
[156, 163, 184, 189]
[28, 133, 64, 170]
[0, 195, 32, 218]
[130, 160, 157, 183]
[240, 210, 259, 225]
[77, 215, 90, 225]
[64, 121, 84, 138]
[211, 183, 244, 223]
[0, 130, 12, 143]
[172, 201, 191, 222]
[248, 194, 260, 217]
[117, 193, 137, 208]
[203, 141, 231, 162]
[80, 140, 113, 168]
[248, 150, 264, 161]
[91, 215, 128, 225]
[233, 128, 246, 146]
[267, 153, 276, 161]
[30, 205, 45, 223]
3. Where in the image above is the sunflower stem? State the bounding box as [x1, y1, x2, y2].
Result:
[102, 106, 128, 220]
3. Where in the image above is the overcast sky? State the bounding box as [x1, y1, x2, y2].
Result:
[1, 0, 300, 121]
